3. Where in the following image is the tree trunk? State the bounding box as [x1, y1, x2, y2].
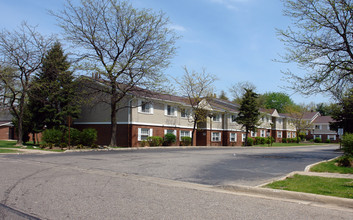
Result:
[110, 102, 118, 147]
[244, 129, 249, 147]
[191, 119, 197, 146]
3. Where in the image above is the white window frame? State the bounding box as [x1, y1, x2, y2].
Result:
[230, 133, 237, 142]
[165, 104, 177, 117]
[164, 129, 177, 136]
[314, 135, 322, 139]
[138, 99, 154, 114]
[287, 132, 291, 138]
[231, 114, 237, 123]
[315, 125, 321, 130]
[212, 132, 221, 142]
[251, 131, 257, 137]
[212, 113, 221, 122]
[181, 108, 190, 118]
[180, 130, 191, 141]
[138, 128, 153, 141]
[328, 135, 336, 141]
[242, 133, 246, 142]
[260, 130, 265, 137]
[277, 131, 282, 138]
[292, 132, 296, 138]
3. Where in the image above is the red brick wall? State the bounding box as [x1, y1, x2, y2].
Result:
[0, 126, 10, 140]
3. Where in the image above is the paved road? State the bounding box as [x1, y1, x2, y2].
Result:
[0, 144, 352, 219]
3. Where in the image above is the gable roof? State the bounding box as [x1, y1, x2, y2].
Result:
[313, 116, 335, 124]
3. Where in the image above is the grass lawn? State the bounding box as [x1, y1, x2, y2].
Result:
[0, 140, 63, 152]
[265, 174, 353, 199]
[0, 149, 19, 153]
[310, 157, 353, 174]
[257, 142, 330, 147]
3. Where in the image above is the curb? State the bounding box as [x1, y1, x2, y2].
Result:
[218, 182, 353, 209]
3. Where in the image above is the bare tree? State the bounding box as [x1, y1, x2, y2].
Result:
[175, 66, 217, 146]
[284, 104, 313, 143]
[229, 81, 256, 104]
[278, 0, 353, 99]
[51, 0, 178, 146]
[0, 23, 53, 145]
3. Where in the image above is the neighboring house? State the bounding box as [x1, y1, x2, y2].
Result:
[0, 108, 15, 140]
[308, 116, 338, 142]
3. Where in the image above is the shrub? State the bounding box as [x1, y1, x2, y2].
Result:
[314, 137, 322, 143]
[309, 139, 314, 143]
[140, 140, 149, 147]
[64, 128, 81, 146]
[80, 128, 97, 147]
[336, 155, 353, 167]
[246, 137, 254, 146]
[254, 137, 265, 145]
[282, 138, 287, 143]
[342, 133, 353, 156]
[325, 139, 331, 143]
[265, 137, 275, 144]
[181, 136, 192, 146]
[42, 129, 63, 146]
[164, 133, 176, 146]
[299, 132, 306, 140]
[147, 136, 163, 146]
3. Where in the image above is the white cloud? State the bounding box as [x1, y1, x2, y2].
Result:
[169, 24, 187, 32]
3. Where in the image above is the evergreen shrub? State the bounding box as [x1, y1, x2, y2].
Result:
[342, 133, 353, 156]
[164, 133, 176, 146]
[181, 137, 192, 146]
[147, 136, 163, 146]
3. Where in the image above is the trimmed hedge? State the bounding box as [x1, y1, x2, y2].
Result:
[342, 133, 353, 156]
[181, 136, 192, 146]
[147, 136, 163, 147]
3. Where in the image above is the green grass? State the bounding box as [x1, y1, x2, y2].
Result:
[0, 140, 63, 152]
[256, 142, 329, 147]
[0, 140, 18, 148]
[0, 149, 19, 153]
[310, 157, 353, 174]
[265, 174, 353, 199]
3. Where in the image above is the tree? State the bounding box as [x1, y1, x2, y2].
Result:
[176, 66, 217, 146]
[284, 104, 313, 143]
[236, 89, 260, 146]
[278, 0, 353, 99]
[29, 42, 81, 130]
[316, 102, 336, 116]
[229, 81, 256, 104]
[260, 92, 294, 113]
[0, 23, 53, 146]
[52, 0, 178, 146]
[218, 90, 229, 101]
[330, 89, 353, 133]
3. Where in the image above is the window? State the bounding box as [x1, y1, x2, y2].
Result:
[277, 131, 282, 138]
[287, 133, 291, 138]
[251, 131, 257, 137]
[212, 132, 221, 142]
[328, 135, 336, 141]
[315, 125, 321, 130]
[180, 130, 191, 140]
[293, 133, 296, 138]
[260, 130, 265, 137]
[212, 113, 221, 122]
[165, 129, 176, 136]
[314, 135, 322, 139]
[181, 108, 190, 118]
[165, 104, 177, 116]
[230, 133, 237, 142]
[138, 128, 152, 141]
[242, 134, 246, 142]
[231, 114, 237, 122]
[278, 118, 282, 124]
[138, 100, 153, 114]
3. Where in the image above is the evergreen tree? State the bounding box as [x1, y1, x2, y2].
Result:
[330, 89, 353, 133]
[236, 89, 260, 146]
[29, 42, 80, 130]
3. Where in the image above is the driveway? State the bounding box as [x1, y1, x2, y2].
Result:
[1, 144, 350, 220]
[3, 144, 341, 186]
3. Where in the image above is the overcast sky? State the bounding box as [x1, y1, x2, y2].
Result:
[0, 0, 332, 104]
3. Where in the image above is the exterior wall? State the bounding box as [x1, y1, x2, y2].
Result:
[0, 126, 10, 140]
[131, 99, 194, 129]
